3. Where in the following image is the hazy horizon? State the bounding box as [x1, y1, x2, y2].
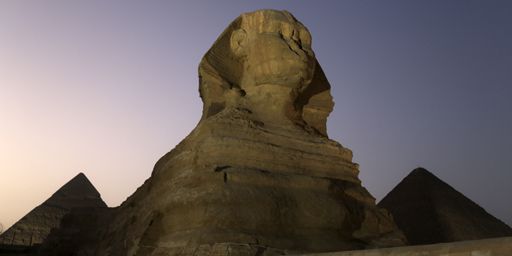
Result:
[1, 0, 511, 230]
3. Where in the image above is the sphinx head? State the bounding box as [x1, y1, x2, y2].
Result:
[199, 10, 333, 136]
[230, 10, 315, 89]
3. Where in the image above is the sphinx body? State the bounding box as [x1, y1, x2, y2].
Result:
[86, 10, 406, 256]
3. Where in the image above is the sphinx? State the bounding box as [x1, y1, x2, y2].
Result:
[77, 9, 406, 256]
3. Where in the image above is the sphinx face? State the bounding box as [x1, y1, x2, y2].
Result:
[238, 25, 316, 90]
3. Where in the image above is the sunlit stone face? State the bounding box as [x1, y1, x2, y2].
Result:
[199, 10, 334, 129]
[245, 30, 314, 88]
[232, 12, 316, 90]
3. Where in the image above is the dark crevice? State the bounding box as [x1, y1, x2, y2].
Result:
[255, 246, 266, 256]
[214, 165, 231, 172]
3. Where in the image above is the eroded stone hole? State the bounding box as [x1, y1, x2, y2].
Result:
[214, 166, 231, 172]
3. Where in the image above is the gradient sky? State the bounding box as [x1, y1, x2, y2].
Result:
[1, 0, 511, 230]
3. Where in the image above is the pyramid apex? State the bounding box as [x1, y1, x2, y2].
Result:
[62, 172, 93, 189]
[411, 167, 431, 174]
[45, 172, 107, 209]
[73, 171, 87, 179]
[408, 167, 440, 180]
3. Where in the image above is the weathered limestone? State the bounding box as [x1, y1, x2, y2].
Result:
[85, 10, 405, 256]
[378, 167, 512, 245]
[295, 236, 512, 256]
[0, 173, 107, 248]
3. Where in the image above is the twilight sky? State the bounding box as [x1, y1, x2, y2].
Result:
[1, 0, 511, 230]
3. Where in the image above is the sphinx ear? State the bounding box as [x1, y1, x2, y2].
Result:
[230, 29, 247, 57]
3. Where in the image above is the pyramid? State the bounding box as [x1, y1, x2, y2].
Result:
[0, 173, 107, 247]
[378, 167, 512, 245]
